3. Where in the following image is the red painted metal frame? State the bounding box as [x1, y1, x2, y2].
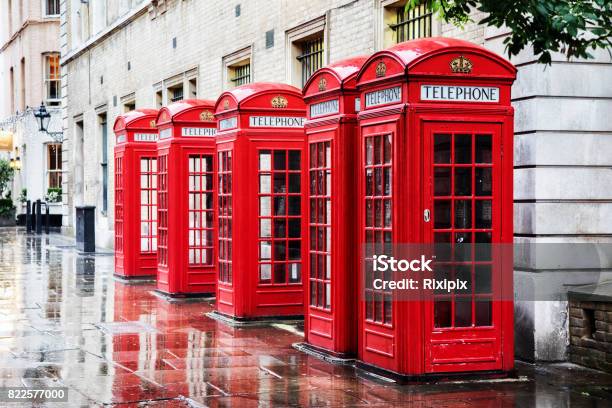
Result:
[113, 109, 159, 279]
[301, 57, 367, 357]
[155, 99, 218, 296]
[214, 83, 307, 320]
[355, 38, 516, 377]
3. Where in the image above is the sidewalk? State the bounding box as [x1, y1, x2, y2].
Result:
[0, 227, 611, 407]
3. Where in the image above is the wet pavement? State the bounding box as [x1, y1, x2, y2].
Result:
[1, 228, 612, 407]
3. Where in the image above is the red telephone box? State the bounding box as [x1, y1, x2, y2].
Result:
[155, 99, 218, 297]
[355, 38, 516, 379]
[113, 109, 159, 280]
[213, 83, 307, 321]
[300, 57, 367, 358]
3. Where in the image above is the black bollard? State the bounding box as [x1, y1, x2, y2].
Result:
[35, 199, 42, 234]
[45, 204, 50, 234]
[26, 200, 32, 233]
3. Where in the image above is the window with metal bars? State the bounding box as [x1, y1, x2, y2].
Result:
[218, 151, 233, 283]
[188, 155, 214, 266]
[364, 134, 393, 325]
[391, 3, 432, 43]
[231, 63, 251, 86]
[296, 36, 324, 87]
[46, 0, 60, 16]
[258, 150, 302, 285]
[309, 141, 331, 310]
[170, 86, 184, 102]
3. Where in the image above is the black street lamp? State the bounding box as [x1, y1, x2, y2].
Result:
[34, 102, 51, 132]
[33, 102, 63, 142]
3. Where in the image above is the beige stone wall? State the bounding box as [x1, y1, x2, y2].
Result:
[0, 1, 60, 117]
[60, 0, 492, 246]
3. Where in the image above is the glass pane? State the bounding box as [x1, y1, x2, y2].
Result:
[374, 200, 382, 227]
[476, 168, 492, 196]
[455, 265, 472, 294]
[259, 150, 271, 171]
[274, 173, 286, 193]
[259, 175, 271, 194]
[310, 144, 317, 168]
[434, 265, 451, 294]
[274, 150, 286, 170]
[434, 300, 451, 328]
[383, 134, 392, 164]
[366, 138, 374, 165]
[475, 299, 492, 326]
[274, 219, 286, 238]
[274, 241, 286, 260]
[434, 200, 451, 229]
[366, 292, 373, 320]
[260, 219, 271, 238]
[289, 150, 301, 170]
[384, 293, 392, 323]
[260, 197, 271, 216]
[274, 264, 286, 283]
[289, 263, 301, 283]
[384, 199, 392, 228]
[260, 264, 271, 282]
[365, 169, 373, 196]
[288, 219, 301, 238]
[434, 134, 451, 164]
[260, 241, 271, 260]
[288, 173, 300, 193]
[274, 196, 286, 216]
[374, 293, 383, 322]
[454, 134, 472, 164]
[325, 142, 331, 166]
[288, 196, 301, 216]
[475, 265, 492, 293]
[454, 200, 472, 229]
[383, 168, 392, 196]
[455, 232, 472, 261]
[476, 135, 492, 163]
[374, 137, 382, 165]
[434, 167, 451, 196]
[288, 240, 300, 260]
[434, 232, 451, 261]
[475, 232, 492, 261]
[454, 167, 471, 196]
[454, 298, 472, 327]
[476, 200, 492, 228]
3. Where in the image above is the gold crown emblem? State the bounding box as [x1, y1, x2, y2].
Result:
[271, 96, 288, 108]
[200, 110, 214, 121]
[450, 56, 473, 73]
[149, 120, 156, 127]
[223, 99, 230, 110]
[375, 61, 387, 78]
[318, 77, 327, 92]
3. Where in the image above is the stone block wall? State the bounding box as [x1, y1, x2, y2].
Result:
[569, 299, 612, 373]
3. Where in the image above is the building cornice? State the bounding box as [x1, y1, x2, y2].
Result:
[61, 1, 152, 66]
[0, 18, 60, 53]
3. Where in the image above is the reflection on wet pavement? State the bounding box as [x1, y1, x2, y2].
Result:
[1, 228, 612, 406]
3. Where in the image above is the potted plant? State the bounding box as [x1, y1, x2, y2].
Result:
[44, 187, 62, 203]
[0, 159, 15, 226]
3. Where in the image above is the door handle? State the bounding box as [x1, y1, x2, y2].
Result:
[424, 209, 430, 223]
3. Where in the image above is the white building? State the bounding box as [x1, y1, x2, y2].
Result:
[0, 0, 63, 220]
[59, 0, 612, 362]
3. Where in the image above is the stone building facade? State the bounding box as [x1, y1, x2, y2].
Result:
[0, 0, 62, 217]
[59, 0, 612, 362]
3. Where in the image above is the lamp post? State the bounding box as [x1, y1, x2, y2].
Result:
[34, 102, 64, 142]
